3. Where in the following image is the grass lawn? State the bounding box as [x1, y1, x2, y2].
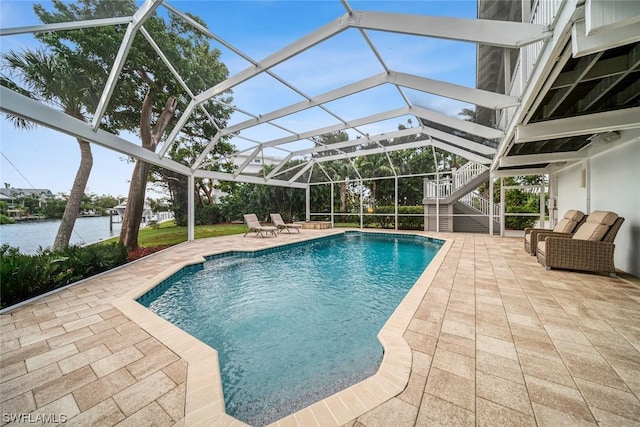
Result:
[103, 221, 247, 247]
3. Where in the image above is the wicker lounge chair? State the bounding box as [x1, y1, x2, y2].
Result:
[243, 214, 278, 238]
[536, 211, 625, 277]
[270, 213, 301, 234]
[524, 209, 586, 255]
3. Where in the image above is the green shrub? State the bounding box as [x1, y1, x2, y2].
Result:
[0, 242, 128, 309]
[0, 214, 15, 224]
[374, 206, 424, 229]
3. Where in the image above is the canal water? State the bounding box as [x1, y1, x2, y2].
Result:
[0, 216, 122, 254]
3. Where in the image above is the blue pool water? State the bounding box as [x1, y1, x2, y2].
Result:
[140, 232, 441, 425]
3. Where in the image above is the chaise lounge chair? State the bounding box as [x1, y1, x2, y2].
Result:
[243, 214, 278, 238]
[524, 209, 586, 255]
[270, 213, 302, 234]
[536, 210, 625, 277]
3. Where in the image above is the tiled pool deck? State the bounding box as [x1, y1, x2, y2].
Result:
[1, 230, 640, 426]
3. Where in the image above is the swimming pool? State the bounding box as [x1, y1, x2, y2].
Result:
[139, 231, 442, 425]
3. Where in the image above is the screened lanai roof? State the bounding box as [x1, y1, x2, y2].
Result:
[1, 0, 556, 187]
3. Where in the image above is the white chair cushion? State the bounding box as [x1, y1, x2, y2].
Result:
[537, 240, 545, 255]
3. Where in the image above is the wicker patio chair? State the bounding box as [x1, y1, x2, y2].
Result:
[524, 209, 585, 255]
[536, 211, 625, 277]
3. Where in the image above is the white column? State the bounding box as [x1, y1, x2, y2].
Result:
[500, 177, 505, 237]
[187, 174, 195, 242]
[435, 173, 440, 232]
[394, 177, 399, 231]
[359, 180, 364, 229]
[330, 182, 334, 226]
[489, 173, 494, 235]
[548, 172, 557, 227]
[305, 185, 311, 222]
[539, 184, 545, 228]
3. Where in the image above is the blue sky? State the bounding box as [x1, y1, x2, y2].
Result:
[0, 0, 477, 197]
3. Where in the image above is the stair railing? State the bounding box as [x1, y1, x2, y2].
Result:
[424, 178, 452, 199]
[452, 162, 488, 191]
[425, 162, 488, 200]
[459, 191, 501, 219]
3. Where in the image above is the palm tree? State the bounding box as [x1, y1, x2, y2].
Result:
[356, 154, 394, 206]
[2, 48, 96, 251]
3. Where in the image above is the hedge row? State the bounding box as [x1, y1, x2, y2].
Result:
[0, 243, 128, 309]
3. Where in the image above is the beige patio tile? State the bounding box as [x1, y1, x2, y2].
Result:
[1, 338, 20, 353]
[518, 352, 575, 388]
[476, 334, 518, 361]
[126, 346, 179, 380]
[33, 364, 97, 407]
[476, 397, 536, 426]
[544, 324, 592, 346]
[555, 344, 628, 390]
[58, 344, 111, 375]
[0, 392, 36, 421]
[476, 350, 524, 385]
[64, 399, 125, 427]
[476, 371, 533, 415]
[99, 308, 124, 320]
[1, 324, 41, 343]
[575, 378, 640, 421]
[162, 359, 188, 385]
[356, 398, 417, 427]
[0, 360, 27, 383]
[157, 382, 186, 422]
[407, 317, 439, 336]
[1, 363, 61, 403]
[31, 393, 80, 422]
[73, 328, 120, 352]
[114, 401, 173, 427]
[13, 312, 56, 330]
[73, 368, 136, 412]
[590, 407, 640, 427]
[396, 371, 427, 408]
[91, 346, 144, 378]
[415, 393, 474, 427]
[531, 403, 597, 427]
[476, 321, 512, 341]
[524, 375, 595, 423]
[2, 340, 48, 365]
[402, 330, 436, 355]
[432, 347, 474, 380]
[112, 370, 176, 416]
[90, 315, 131, 334]
[103, 326, 150, 353]
[25, 343, 78, 372]
[424, 367, 475, 412]
[436, 332, 475, 358]
[19, 326, 67, 347]
[411, 350, 432, 377]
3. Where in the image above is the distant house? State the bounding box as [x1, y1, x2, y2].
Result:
[0, 188, 53, 203]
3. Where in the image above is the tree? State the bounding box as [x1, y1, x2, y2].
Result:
[1, 48, 98, 250]
[355, 154, 394, 206]
[33, 0, 233, 250]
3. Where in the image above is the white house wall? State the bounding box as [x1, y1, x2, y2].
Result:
[556, 140, 640, 276]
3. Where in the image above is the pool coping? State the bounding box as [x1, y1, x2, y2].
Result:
[112, 229, 452, 426]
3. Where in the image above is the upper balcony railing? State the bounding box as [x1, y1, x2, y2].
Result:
[500, 0, 563, 130]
